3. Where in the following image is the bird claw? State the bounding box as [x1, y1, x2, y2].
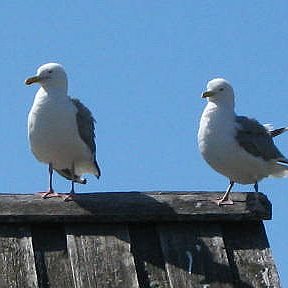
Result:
[37, 191, 63, 199]
[212, 197, 234, 206]
[63, 193, 75, 202]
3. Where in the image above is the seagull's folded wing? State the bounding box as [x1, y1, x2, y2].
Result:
[235, 116, 285, 161]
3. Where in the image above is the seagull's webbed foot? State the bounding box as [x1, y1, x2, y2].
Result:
[38, 163, 63, 199]
[63, 178, 77, 202]
[213, 180, 235, 206]
[63, 193, 75, 202]
[213, 197, 234, 206]
[37, 190, 62, 199]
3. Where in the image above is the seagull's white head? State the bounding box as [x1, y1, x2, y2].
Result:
[25, 63, 68, 91]
[202, 78, 235, 107]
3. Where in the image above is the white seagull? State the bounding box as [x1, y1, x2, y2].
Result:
[25, 63, 101, 200]
[198, 78, 288, 205]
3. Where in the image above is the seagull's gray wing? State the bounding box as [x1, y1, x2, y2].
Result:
[71, 98, 96, 153]
[71, 98, 101, 178]
[235, 116, 285, 161]
[54, 98, 101, 181]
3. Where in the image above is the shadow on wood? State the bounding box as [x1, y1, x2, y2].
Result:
[32, 225, 73, 288]
[130, 223, 258, 288]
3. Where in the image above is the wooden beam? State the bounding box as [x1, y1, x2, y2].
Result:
[31, 224, 74, 287]
[0, 224, 38, 287]
[223, 222, 281, 287]
[66, 224, 139, 288]
[0, 192, 271, 223]
[129, 224, 171, 288]
[158, 223, 234, 287]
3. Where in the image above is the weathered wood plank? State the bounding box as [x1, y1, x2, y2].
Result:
[0, 192, 271, 223]
[223, 222, 281, 288]
[129, 224, 171, 288]
[0, 224, 38, 288]
[66, 224, 139, 288]
[158, 223, 234, 288]
[31, 224, 74, 288]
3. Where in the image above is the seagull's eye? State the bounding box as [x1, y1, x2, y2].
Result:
[219, 88, 224, 91]
[48, 70, 53, 74]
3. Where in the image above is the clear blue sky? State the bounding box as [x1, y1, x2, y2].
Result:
[1, 1, 287, 284]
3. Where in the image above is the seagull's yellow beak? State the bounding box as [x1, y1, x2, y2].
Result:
[201, 90, 215, 98]
[25, 75, 40, 85]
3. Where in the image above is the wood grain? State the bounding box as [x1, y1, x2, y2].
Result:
[66, 224, 139, 288]
[32, 224, 74, 288]
[158, 223, 234, 288]
[0, 192, 271, 223]
[223, 222, 281, 288]
[0, 192, 278, 287]
[129, 224, 171, 288]
[0, 224, 38, 288]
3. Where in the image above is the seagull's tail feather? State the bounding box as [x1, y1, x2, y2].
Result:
[270, 127, 288, 138]
[94, 159, 101, 179]
[270, 159, 288, 178]
[278, 158, 288, 165]
[55, 169, 87, 184]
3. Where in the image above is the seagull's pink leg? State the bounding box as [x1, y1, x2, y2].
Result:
[63, 162, 76, 202]
[37, 163, 63, 199]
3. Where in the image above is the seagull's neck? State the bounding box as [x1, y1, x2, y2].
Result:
[204, 101, 236, 120]
[34, 87, 69, 106]
[40, 85, 68, 98]
[209, 100, 234, 108]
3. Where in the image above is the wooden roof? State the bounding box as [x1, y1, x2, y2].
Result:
[0, 192, 280, 288]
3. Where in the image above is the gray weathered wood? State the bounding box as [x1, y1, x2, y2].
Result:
[158, 223, 234, 288]
[129, 224, 171, 288]
[32, 225, 74, 288]
[0, 192, 279, 287]
[0, 192, 271, 223]
[66, 224, 139, 288]
[223, 222, 281, 288]
[0, 225, 38, 288]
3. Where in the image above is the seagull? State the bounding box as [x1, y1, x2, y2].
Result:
[25, 63, 101, 200]
[198, 78, 288, 205]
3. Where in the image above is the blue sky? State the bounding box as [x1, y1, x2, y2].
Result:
[1, 1, 288, 284]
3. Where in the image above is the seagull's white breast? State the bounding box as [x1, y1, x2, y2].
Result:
[198, 103, 271, 184]
[28, 89, 93, 172]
